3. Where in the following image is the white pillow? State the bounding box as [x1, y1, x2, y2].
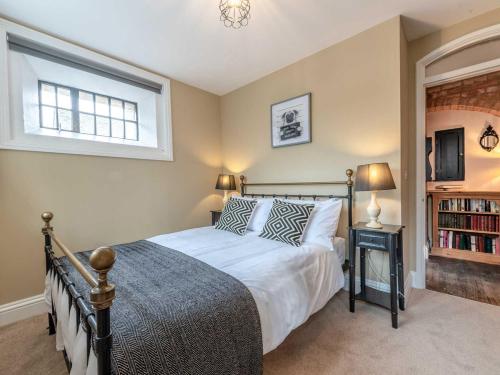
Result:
[233, 196, 274, 232]
[284, 198, 343, 250]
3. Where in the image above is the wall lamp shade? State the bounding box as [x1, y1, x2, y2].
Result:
[355, 163, 396, 229]
[215, 174, 236, 205]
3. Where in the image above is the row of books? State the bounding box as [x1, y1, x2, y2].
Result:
[438, 198, 499, 213]
[438, 230, 499, 254]
[438, 213, 500, 233]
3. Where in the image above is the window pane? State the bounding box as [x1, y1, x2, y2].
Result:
[79, 91, 94, 113]
[57, 87, 72, 109]
[41, 106, 57, 128]
[58, 109, 73, 131]
[110, 99, 123, 119]
[80, 114, 95, 134]
[111, 119, 124, 138]
[95, 95, 109, 116]
[124, 102, 137, 121]
[40, 84, 56, 106]
[125, 121, 138, 140]
[96, 116, 110, 136]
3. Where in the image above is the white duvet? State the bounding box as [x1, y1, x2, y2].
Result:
[46, 226, 345, 374]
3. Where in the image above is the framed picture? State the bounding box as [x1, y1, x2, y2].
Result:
[270, 93, 311, 148]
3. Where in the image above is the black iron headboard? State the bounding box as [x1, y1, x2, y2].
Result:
[239, 169, 354, 228]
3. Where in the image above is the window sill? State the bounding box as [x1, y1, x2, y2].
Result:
[0, 137, 173, 161]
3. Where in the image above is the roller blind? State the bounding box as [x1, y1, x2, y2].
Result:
[7, 33, 163, 94]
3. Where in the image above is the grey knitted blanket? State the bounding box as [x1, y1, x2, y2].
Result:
[61, 240, 263, 375]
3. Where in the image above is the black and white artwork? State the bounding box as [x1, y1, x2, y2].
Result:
[271, 93, 311, 148]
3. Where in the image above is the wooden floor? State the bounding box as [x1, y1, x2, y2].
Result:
[426, 255, 500, 306]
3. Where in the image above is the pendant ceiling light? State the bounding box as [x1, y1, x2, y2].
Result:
[219, 0, 251, 29]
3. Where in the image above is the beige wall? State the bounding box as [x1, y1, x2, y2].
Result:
[407, 7, 500, 272]
[221, 17, 407, 280]
[0, 80, 222, 304]
[400, 24, 410, 278]
[426, 110, 500, 190]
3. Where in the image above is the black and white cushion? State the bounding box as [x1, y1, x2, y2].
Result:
[259, 200, 314, 246]
[215, 197, 257, 235]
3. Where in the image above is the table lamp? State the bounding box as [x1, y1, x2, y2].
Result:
[215, 174, 236, 206]
[355, 163, 396, 229]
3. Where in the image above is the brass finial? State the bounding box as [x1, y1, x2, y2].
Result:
[346, 169, 354, 186]
[89, 246, 116, 310]
[41, 211, 54, 233]
[89, 247, 116, 271]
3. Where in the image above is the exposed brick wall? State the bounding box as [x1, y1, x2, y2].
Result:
[426, 71, 500, 116]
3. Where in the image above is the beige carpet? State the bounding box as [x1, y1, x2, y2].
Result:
[1, 289, 499, 375]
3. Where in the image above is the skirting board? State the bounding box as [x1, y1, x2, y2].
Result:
[344, 271, 413, 308]
[0, 294, 47, 327]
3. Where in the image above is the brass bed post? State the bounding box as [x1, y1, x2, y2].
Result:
[89, 247, 116, 375]
[240, 175, 246, 196]
[41, 212, 116, 375]
[346, 169, 354, 228]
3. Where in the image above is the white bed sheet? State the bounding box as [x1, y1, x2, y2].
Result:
[148, 226, 345, 354]
[45, 226, 345, 374]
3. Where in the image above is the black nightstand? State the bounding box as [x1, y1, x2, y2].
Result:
[211, 210, 222, 226]
[349, 222, 404, 328]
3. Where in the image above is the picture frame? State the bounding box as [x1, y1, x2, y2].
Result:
[270, 93, 311, 148]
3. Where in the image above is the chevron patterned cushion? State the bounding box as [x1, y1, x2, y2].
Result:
[215, 197, 257, 235]
[259, 200, 315, 246]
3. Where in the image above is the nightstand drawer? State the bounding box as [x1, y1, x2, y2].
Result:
[356, 231, 387, 250]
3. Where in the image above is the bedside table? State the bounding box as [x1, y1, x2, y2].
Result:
[210, 210, 222, 226]
[349, 222, 404, 328]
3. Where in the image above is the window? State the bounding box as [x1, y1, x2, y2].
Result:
[0, 18, 173, 161]
[39, 81, 139, 141]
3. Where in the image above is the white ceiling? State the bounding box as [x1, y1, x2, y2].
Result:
[0, 0, 499, 95]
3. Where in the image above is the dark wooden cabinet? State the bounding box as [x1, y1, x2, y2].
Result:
[349, 223, 405, 329]
[435, 127, 464, 181]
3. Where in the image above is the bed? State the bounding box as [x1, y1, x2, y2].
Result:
[42, 170, 354, 375]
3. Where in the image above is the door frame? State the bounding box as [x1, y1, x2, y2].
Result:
[414, 24, 500, 289]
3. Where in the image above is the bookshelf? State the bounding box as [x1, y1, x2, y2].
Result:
[429, 191, 500, 265]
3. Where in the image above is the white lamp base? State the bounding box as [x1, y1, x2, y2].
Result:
[366, 191, 383, 229]
[222, 190, 229, 206]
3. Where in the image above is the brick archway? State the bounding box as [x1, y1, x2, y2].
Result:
[426, 71, 500, 116]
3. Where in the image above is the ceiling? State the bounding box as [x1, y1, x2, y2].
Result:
[0, 0, 499, 95]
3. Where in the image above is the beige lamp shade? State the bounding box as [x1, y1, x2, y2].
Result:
[355, 163, 396, 192]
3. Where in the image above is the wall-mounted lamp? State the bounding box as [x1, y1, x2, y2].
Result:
[479, 123, 499, 152]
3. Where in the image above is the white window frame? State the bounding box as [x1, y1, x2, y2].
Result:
[0, 18, 173, 161]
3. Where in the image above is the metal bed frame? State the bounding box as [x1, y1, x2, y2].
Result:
[41, 168, 353, 375]
[42, 213, 115, 374]
[240, 169, 353, 229]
